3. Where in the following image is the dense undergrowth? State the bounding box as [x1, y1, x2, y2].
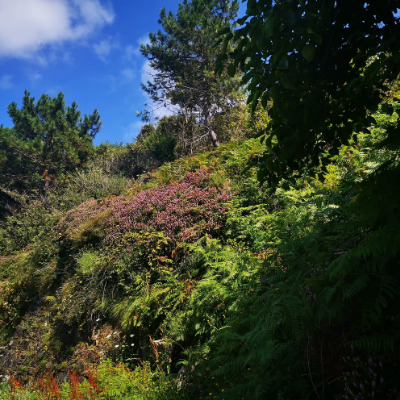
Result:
[1, 102, 400, 398]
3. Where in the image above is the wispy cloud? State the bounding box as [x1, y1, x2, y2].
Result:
[121, 68, 136, 81]
[141, 60, 178, 120]
[0, 74, 13, 90]
[94, 37, 119, 62]
[141, 60, 155, 84]
[27, 71, 43, 85]
[124, 35, 150, 61]
[72, 0, 114, 34]
[0, 0, 115, 60]
[123, 120, 143, 142]
[125, 45, 139, 60]
[102, 68, 137, 93]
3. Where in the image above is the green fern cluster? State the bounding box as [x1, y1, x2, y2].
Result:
[200, 132, 400, 398]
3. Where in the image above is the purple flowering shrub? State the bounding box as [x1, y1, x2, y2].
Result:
[58, 171, 232, 245]
[105, 171, 232, 243]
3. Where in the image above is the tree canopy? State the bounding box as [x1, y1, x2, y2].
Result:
[223, 0, 400, 183]
[141, 0, 242, 148]
[0, 91, 101, 191]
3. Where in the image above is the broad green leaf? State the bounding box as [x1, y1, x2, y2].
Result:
[301, 45, 315, 62]
[284, 10, 296, 26]
[263, 18, 275, 38]
[278, 57, 289, 70]
[227, 63, 237, 77]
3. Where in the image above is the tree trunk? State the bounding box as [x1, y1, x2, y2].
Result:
[205, 113, 219, 148]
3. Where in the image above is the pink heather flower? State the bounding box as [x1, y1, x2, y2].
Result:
[59, 171, 233, 244]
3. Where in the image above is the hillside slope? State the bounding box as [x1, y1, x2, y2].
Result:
[1, 131, 400, 398]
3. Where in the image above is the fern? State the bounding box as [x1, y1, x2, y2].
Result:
[350, 334, 395, 353]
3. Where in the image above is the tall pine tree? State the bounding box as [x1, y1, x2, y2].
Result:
[141, 0, 241, 148]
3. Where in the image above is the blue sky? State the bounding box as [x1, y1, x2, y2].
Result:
[0, 0, 184, 145]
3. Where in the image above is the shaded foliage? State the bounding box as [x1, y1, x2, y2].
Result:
[221, 0, 400, 183]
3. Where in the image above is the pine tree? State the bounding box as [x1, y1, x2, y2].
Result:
[141, 0, 241, 148]
[1, 91, 101, 191]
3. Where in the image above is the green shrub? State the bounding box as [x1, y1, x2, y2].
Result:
[2, 360, 182, 399]
[53, 167, 131, 210]
[0, 199, 59, 254]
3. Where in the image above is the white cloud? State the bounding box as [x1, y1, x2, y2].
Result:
[125, 35, 150, 61]
[73, 0, 114, 30]
[103, 69, 136, 93]
[141, 60, 178, 120]
[27, 71, 43, 85]
[0, 0, 114, 59]
[94, 37, 119, 62]
[0, 74, 13, 89]
[151, 102, 178, 120]
[123, 120, 143, 142]
[141, 59, 155, 84]
[121, 68, 136, 81]
[124, 45, 139, 60]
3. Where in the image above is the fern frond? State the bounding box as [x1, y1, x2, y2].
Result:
[350, 334, 395, 353]
[342, 273, 369, 300]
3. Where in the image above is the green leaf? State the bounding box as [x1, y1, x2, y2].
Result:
[218, 26, 231, 36]
[227, 63, 237, 77]
[301, 45, 315, 62]
[242, 71, 253, 85]
[261, 93, 270, 108]
[247, 0, 257, 13]
[278, 57, 289, 70]
[280, 74, 296, 90]
[284, 10, 296, 26]
[216, 53, 228, 64]
[262, 18, 274, 38]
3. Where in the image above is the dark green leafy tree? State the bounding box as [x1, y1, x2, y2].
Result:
[203, 1, 400, 398]
[126, 119, 177, 176]
[1, 91, 101, 191]
[223, 0, 400, 183]
[141, 0, 242, 148]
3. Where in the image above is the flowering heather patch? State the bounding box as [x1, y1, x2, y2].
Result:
[105, 171, 232, 243]
[58, 171, 232, 245]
